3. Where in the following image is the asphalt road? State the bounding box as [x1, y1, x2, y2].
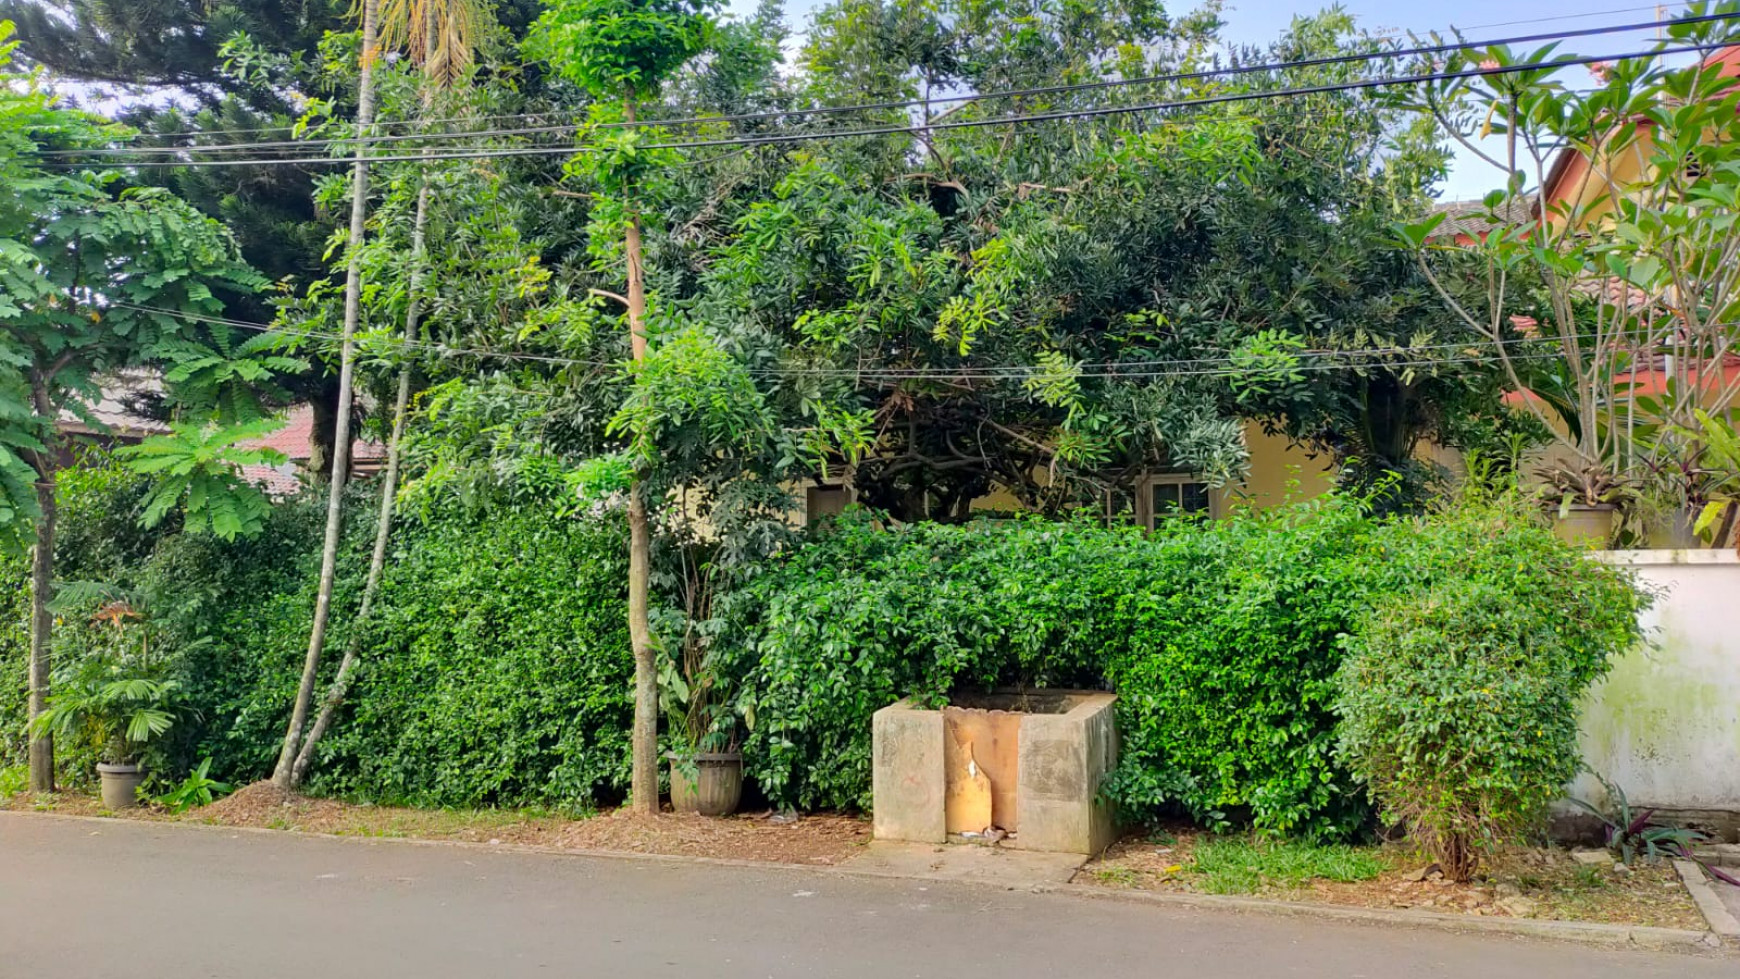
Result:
[0, 812, 1731, 978]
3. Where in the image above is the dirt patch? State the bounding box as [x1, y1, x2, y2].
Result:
[554, 810, 871, 865]
[1079, 828, 1706, 931]
[7, 782, 870, 867]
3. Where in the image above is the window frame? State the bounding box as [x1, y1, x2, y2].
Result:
[1136, 471, 1217, 528]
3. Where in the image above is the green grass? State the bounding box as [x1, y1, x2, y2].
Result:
[1189, 838, 1386, 894]
[1090, 866, 1142, 887]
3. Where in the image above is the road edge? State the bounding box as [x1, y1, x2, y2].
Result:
[1675, 858, 1740, 947]
[3, 809, 1725, 953]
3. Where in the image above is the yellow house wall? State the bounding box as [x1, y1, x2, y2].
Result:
[962, 421, 1338, 518]
[1218, 423, 1336, 510]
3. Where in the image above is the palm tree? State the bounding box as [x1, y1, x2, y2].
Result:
[284, 0, 489, 788]
[271, 0, 383, 789]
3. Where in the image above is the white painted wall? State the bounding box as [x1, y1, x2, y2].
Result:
[1577, 550, 1740, 813]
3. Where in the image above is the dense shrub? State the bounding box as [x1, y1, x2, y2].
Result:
[715, 515, 1121, 812]
[311, 510, 631, 808]
[717, 501, 1384, 836]
[1333, 495, 1649, 880]
[1100, 500, 1379, 838]
[1, 459, 631, 810]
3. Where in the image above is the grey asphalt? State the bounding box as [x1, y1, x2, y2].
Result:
[0, 812, 1731, 978]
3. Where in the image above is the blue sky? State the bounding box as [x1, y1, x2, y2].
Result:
[719, 0, 1686, 200]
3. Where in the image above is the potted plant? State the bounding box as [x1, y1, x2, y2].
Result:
[1673, 409, 1740, 550]
[1537, 462, 1630, 548]
[659, 542, 743, 817]
[29, 652, 177, 808]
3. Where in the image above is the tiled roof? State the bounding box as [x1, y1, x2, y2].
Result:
[239, 403, 386, 462]
[59, 372, 170, 438]
[238, 463, 303, 498]
[1429, 194, 1539, 239]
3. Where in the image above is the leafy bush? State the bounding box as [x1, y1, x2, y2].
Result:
[716, 501, 1383, 837]
[309, 508, 632, 809]
[154, 758, 232, 813]
[1101, 499, 1378, 839]
[1333, 495, 1649, 881]
[1, 457, 631, 811]
[716, 515, 1115, 811]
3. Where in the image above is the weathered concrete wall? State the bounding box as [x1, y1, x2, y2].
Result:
[1577, 550, 1740, 832]
[873, 692, 1117, 855]
[1015, 693, 1118, 855]
[872, 705, 946, 844]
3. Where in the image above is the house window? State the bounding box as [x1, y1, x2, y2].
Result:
[1141, 473, 1213, 528]
[806, 484, 850, 524]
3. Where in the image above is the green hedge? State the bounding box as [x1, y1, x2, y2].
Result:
[5, 457, 1644, 841]
[715, 501, 1383, 836]
[312, 511, 631, 808]
[715, 496, 1644, 840]
[1, 463, 631, 810]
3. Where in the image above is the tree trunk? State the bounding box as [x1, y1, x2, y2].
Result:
[25, 380, 57, 792]
[622, 94, 659, 815]
[273, 0, 383, 789]
[289, 173, 429, 788]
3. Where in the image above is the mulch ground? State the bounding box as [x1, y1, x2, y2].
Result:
[7, 781, 872, 867]
[1078, 828, 1706, 931]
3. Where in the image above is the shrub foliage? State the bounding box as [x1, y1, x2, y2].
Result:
[1332, 495, 1648, 879]
[2, 458, 1647, 844]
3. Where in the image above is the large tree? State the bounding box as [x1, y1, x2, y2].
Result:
[1, 22, 268, 789]
[622, 1, 1495, 520]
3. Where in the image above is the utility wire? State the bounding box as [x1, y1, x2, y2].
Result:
[81, 8, 1726, 154]
[37, 40, 1720, 171]
[107, 300, 1635, 380]
[37, 11, 1740, 164]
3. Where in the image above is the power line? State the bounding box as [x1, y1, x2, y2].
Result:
[39, 40, 1718, 171]
[83, 7, 1721, 153]
[38, 10, 1740, 163]
[106, 300, 1628, 381]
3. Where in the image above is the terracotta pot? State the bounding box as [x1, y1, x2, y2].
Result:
[669, 752, 743, 817]
[96, 762, 145, 810]
[1551, 503, 1616, 548]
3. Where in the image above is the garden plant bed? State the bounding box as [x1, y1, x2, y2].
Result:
[3, 783, 871, 866]
[1077, 829, 1706, 931]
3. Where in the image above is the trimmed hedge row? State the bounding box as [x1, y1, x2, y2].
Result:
[3, 462, 1644, 840]
[715, 496, 1645, 840]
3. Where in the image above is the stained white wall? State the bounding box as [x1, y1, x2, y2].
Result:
[1577, 550, 1740, 813]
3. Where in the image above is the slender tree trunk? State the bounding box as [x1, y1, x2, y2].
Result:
[622, 94, 659, 815]
[25, 380, 57, 793]
[289, 173, 429, 787]
[273, 0, 383, 789]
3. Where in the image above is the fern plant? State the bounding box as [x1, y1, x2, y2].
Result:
[116, 419, 289, 540]
[160, 324, 307, 425]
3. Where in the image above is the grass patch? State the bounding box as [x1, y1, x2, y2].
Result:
[1190, 838, 1386, 894]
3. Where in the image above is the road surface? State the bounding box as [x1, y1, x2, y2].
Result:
[0, 812, 1729, 978]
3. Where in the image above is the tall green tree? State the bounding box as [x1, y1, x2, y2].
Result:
[287, 0, 492, 788]
[527, 0, 720, 814]
[1, 22, 267, 790]
[271, 0, 384, 789]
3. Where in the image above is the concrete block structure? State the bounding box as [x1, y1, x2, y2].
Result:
[872, 691, 1117, 855]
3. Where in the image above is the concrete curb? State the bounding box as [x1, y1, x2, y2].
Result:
[4, 810, 1727, 954]
[1036, 881, 1722, 952]
[1676, 858, 1740, 946]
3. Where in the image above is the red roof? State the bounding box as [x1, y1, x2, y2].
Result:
[244, 404, 385, 462]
